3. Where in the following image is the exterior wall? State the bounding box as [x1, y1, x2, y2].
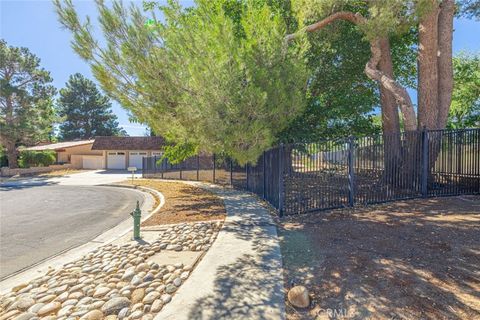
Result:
[1, 164, 72, 177]
[57, 143, 102, 164]
[103, 150, 160, 169]
[70, 154, 104, 169]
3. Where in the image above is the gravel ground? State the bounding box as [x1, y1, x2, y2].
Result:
[0, 221, 223, 320]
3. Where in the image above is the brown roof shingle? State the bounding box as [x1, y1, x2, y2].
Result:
[92, 136, 165, 151]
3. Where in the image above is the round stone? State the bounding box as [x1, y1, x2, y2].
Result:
[15, 297, 35, 311]
[79, 309, 104, 320]
[165, 284, 177, 294]
[121, 268, 135, 281]
[131, 288, 145, 304]
[101, 297, 131, 316]
[173, 277, 182, 287]
[131, 275, 142, 286]
[142, 291, 160, 304]
[118, 307, 130, 319]
[130, 310, 143, 319]
[38, 294, 56, 303]
[12, 312, 36, 320]
[57, 305, 75, 316]
[55, 291, 70, 303]
[135, 263, 148, 272]
[93, 287, 110, 298]
[28, 302, 45, 314]
[150, 299, 163, 313]
[160, 294, 172, 304]
[287, 286, 310, 308]
[37, 301, 62, 317]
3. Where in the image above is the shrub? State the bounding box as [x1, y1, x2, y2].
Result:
[0, 147, 7, 167]
[19, 150, 56, 168]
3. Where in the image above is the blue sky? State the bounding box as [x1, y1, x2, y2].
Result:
[1, 1, 479, 136]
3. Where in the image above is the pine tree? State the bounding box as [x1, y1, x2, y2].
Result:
[57, 73, 126, 140]
[0, 40, 56, 168]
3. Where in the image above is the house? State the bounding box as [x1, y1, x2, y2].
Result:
[91, 136, 164, 170]
[22, 136, 165, 170]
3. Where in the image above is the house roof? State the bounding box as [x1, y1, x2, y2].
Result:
[92, 136, 166, 150]
[22, 140, 94, 151]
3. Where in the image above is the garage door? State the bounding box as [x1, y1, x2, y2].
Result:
[82, 156, 104, 169]
[107, 152, 126, 169]
[129, 152, 147, 169]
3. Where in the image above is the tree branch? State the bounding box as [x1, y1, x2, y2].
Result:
[285, 10, 417, 131]
[365, 40, 417, 131]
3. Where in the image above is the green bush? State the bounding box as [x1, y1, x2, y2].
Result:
[0, 147, 7, 167]
[19, 150, 56, 168]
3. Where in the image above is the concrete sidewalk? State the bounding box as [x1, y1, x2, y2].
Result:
[158, 184, 285, 320]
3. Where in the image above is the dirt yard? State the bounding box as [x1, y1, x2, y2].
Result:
[278, 195, 480, 320]
[126, 179, 226, 226]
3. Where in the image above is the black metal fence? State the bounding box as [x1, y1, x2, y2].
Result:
[143, 128, 480, 216]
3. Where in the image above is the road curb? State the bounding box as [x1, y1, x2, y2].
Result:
[0, 185, 165, 293]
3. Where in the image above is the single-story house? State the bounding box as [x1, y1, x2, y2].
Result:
[22, 136, 165, 170]
[91, 136, 164, 170]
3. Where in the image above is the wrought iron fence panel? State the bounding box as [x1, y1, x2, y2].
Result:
[142, 128, 480, 216]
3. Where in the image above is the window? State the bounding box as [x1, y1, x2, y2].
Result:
[130, 152, 138, 155]
[108, 152, 116, 155]
[117, 152, 125, 155]
[139, 152, 147, 155]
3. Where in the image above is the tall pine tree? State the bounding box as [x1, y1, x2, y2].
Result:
[0, 40, 57, 168]
[57, 73, 126, 140]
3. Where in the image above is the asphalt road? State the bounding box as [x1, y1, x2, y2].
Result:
[0, 185, 144, 279]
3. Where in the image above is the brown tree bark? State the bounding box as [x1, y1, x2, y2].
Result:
[5, 140, 19, 169]
[437, 0, 455, 129]
[377, 38, 402, 183]
[418, 1, 441, 129]
[378, 38, 401, 135]
[365, 40, 417, 131]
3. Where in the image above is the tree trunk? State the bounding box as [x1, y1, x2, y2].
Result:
[5, 141, 19, 169]
[377, 38, 402, 183]
[365, 40, 417, 131]
[418, 1, 440, 129]
[378, 38, 401, 135]
[437, 0, 455, 129]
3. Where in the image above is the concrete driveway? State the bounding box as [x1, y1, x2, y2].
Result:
[0, 170, 145, 279]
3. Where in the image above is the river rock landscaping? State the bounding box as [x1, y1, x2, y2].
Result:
[0, 221, 222, 320]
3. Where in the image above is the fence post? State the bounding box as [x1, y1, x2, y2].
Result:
[278, 144, 284, 216]
[196, 155, 200, 181]
[421, 128, 429, 197]
[246, 163, 249, 190]
[212, 154, 216, 183]
[348, 137, 355, 207]
[230, 158, 233, 187]
[161, 158, 164, 179]
[262, 151, 266, 199]
[154, 156, 157, 176]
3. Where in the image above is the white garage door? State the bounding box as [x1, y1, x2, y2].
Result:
[129, 152, 147, 169]
[107, 152, 126, 169]
[82, 156, 104, 169]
